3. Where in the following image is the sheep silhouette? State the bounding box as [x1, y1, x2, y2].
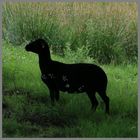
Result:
[25, 39, 109, 114]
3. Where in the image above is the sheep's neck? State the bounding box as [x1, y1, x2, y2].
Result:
[38, 53, 51, 74]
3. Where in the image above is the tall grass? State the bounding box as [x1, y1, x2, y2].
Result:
[2, 2, 138, 137]
[2, 2, 137, 64]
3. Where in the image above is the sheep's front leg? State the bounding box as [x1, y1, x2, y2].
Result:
[49, 89, 60, 105]
[49, 89, 55, 105]
[55, 90, 60, 101]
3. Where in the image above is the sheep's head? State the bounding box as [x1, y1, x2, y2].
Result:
[25, 39, 49, 54]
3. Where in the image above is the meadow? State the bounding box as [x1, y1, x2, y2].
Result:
[3, 2, 137, 64]
[2, 2, 138, 137]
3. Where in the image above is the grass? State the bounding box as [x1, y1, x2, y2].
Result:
[2, 1, 138, 137]
[2, 2, 137, 64]
[2, 41, 138, 137]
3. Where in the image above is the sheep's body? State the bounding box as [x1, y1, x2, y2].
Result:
[40, 61, 107, 93]
[26, 39, 109, 114]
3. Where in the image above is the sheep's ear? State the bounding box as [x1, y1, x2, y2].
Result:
[42, 44, 45, 49]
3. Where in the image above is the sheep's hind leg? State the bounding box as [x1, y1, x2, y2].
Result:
[98, 91, 109, 114]
[87, 91, 98, 112]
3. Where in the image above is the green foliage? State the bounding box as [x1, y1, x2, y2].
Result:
[2, 2, 137, 64]
[2, 42, 137, 137]
[63, 43, 97, 64]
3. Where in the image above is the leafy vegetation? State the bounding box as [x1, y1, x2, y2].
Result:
[2, 41, 137, 137]
[2, 2, 138, 137]
[2, 2, 137, 64]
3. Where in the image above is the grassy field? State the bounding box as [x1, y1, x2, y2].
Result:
[3, 2, 137, 64]
[2, 2, 138, 138]
[2, 41, 137, 137]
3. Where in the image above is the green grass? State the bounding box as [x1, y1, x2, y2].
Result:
[2, 41, 137, 137]
[2, 2, 137, 64]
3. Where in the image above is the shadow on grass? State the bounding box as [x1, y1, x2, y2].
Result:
[3, 88, 79, 128]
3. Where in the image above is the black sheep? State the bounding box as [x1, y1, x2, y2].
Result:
[25, 39, 109, 114]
